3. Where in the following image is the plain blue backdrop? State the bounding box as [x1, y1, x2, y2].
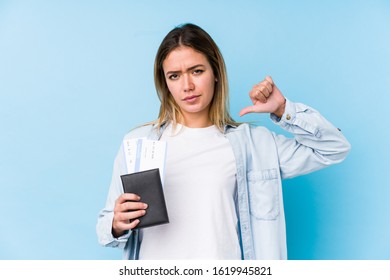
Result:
[1, 0, 389, 259]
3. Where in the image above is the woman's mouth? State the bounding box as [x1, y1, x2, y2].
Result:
[183, 95, 201, 102]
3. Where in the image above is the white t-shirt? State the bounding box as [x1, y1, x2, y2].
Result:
[138, 124, 241, 259]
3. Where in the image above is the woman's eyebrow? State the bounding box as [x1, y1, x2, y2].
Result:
[165, 64, 205, 75]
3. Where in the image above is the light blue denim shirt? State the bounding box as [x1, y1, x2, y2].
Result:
[96, 99, 351, 259]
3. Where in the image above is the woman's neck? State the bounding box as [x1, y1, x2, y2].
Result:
[178, 113, 212, 128]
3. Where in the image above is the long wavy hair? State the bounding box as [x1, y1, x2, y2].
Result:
[153, 23, 238, 131]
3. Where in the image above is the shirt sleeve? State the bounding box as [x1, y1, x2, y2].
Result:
[269, 99, 351, 179]
[96, 125, 156, 252]
[96, 143, 132, 249]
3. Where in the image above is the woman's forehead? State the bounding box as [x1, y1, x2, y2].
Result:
[163, 46, 210, 70]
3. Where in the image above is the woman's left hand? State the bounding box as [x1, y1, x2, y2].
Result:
[239, 76, 286, 118]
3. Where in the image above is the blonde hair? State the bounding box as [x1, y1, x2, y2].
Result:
[153, 23, 239, 131]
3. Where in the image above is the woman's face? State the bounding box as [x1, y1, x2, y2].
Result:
[162, 46, 216, 126]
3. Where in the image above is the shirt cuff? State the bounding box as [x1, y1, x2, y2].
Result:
[271, 99, 321, 138]
[270, 98, 295, 124]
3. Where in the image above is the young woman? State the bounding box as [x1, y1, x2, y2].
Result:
[97, 23, 350, 260]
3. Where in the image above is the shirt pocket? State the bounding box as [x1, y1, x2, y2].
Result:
[247, 169, 280, 220]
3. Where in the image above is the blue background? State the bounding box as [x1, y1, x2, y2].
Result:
[1, 0, 389, 260]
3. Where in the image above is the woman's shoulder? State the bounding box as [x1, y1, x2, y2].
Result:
[226, 123, 277, 147]
[228, 122, 272, 135]
[123, 123, 158, 139]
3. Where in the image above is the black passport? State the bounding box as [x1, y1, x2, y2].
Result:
[120, 168, 169, 229]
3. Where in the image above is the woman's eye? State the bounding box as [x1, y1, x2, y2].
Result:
[193, 69, 204, 75]
[168, 74, 179, 80]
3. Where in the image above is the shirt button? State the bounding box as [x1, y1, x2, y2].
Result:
[286, 114, 291, 120]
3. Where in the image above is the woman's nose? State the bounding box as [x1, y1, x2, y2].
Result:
[183, 74, 194, 92]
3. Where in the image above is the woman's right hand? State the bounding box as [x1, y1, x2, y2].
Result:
[112, 193, 148, 238]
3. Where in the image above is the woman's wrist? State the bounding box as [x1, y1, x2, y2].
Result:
[273, 98, 286, 118]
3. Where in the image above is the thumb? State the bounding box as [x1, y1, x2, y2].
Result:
[239, 105, 257, 117]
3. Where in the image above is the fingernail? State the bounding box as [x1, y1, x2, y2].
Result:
[143, 203, 148, 209]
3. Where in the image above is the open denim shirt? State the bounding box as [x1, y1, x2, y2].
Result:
[96, 99, 351, 259]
